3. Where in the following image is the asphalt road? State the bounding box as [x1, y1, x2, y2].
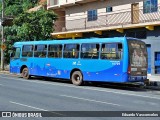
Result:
[0, 73, 160, 120]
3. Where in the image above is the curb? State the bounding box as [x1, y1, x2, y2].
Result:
[0, 71, 19, 77]
[149, 81, 160, 86]
[0, 71, 10, 74]
[144, 85, 160, 90]
[145, 81, 160, 90]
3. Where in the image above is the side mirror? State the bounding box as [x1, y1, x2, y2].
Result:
[9, 50, 13, 58]
[10, 53, 13, 58]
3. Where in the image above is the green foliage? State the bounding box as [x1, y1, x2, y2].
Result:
[4, 0, 38, 16]
[0, 0, 57, 64]
[5, 4, 23, 16]
[14, 9, 57, 41]
[3, 25, 19, 64]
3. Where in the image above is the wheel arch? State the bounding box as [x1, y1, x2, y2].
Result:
[20, 65, 28, 73]
[70, 68, 83, 79]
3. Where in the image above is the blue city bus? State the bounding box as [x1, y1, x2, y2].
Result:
[10, 37, 148, 86]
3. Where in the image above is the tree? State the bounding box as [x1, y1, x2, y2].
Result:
[4, 0, 38, 15]
[14, 9, 57, 41]
[0, 0, 57, 64]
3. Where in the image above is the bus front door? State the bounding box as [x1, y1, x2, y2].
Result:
[10, 47, 21, 74]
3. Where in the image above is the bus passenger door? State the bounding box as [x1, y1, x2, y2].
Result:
[10, 47, 21, 74]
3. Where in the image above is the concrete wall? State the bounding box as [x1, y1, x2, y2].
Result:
[65, 0, 144, 30]
[59, 0, 75, 5]
[54, 11, 65, 32]
[64, 0, 160, 30]
[142, 27, 160, 74]
[51, 0, 160, 31]
[48, 0, 59, 6]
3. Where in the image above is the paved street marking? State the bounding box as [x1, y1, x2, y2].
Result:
[9, 101, 64, 116]
[1, 75, 160, 100]
[60, 95, 121, 106]
[10, 101, 48, 111]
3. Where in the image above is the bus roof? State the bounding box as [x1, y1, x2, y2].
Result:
[13, 37, 138, 46]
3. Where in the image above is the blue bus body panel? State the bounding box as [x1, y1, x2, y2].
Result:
[11, 58, 127, 82]
[10, 37, 143, 83]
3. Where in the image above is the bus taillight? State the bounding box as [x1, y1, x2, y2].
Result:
[128, 66, 131, 74]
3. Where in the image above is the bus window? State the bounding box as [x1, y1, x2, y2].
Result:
[118, 44, 123, 59]
[34, 45, 47, 58]
[22, 45, 33, 57]
[63, 44, 79, 58]
[12, 47, 21, 58]
[101, 43, 122, 60]
[48, 44, 62, 58]
[81, 43, 99, 59]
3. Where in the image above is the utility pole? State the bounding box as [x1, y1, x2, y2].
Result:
[1, 0, 4, 70]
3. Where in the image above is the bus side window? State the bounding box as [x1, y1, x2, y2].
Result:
[34, 45, 47, 58]
[118, 43, 123, 59]
[22, 45, 33, 57]
[101, 44, 108, 59]
[101, 43, 122, 60]
[81, 45, 87, 58]
[90, 44, 99, 59]
[63, 44, 79, 58]
[12, 47, 21, 58]
[81, 43, 99, 59]
[48, 44, 62, 58]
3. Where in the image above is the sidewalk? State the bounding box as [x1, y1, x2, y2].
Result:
[147, 74, 160, 86]
[0, 70, 10, 74]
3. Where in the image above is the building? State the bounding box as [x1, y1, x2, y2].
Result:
[28, 0, 47, 12]
[47, 0, 160, 75]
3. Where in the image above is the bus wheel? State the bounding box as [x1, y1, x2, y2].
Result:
[71, 71, 83, 86]
[22, 68, 30, 79]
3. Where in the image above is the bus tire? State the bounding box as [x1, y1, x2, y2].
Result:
[71, 71, 83, 86]
[22, 67, 30, 79]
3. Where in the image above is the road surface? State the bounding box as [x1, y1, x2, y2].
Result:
[0, 73, 160, 120]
